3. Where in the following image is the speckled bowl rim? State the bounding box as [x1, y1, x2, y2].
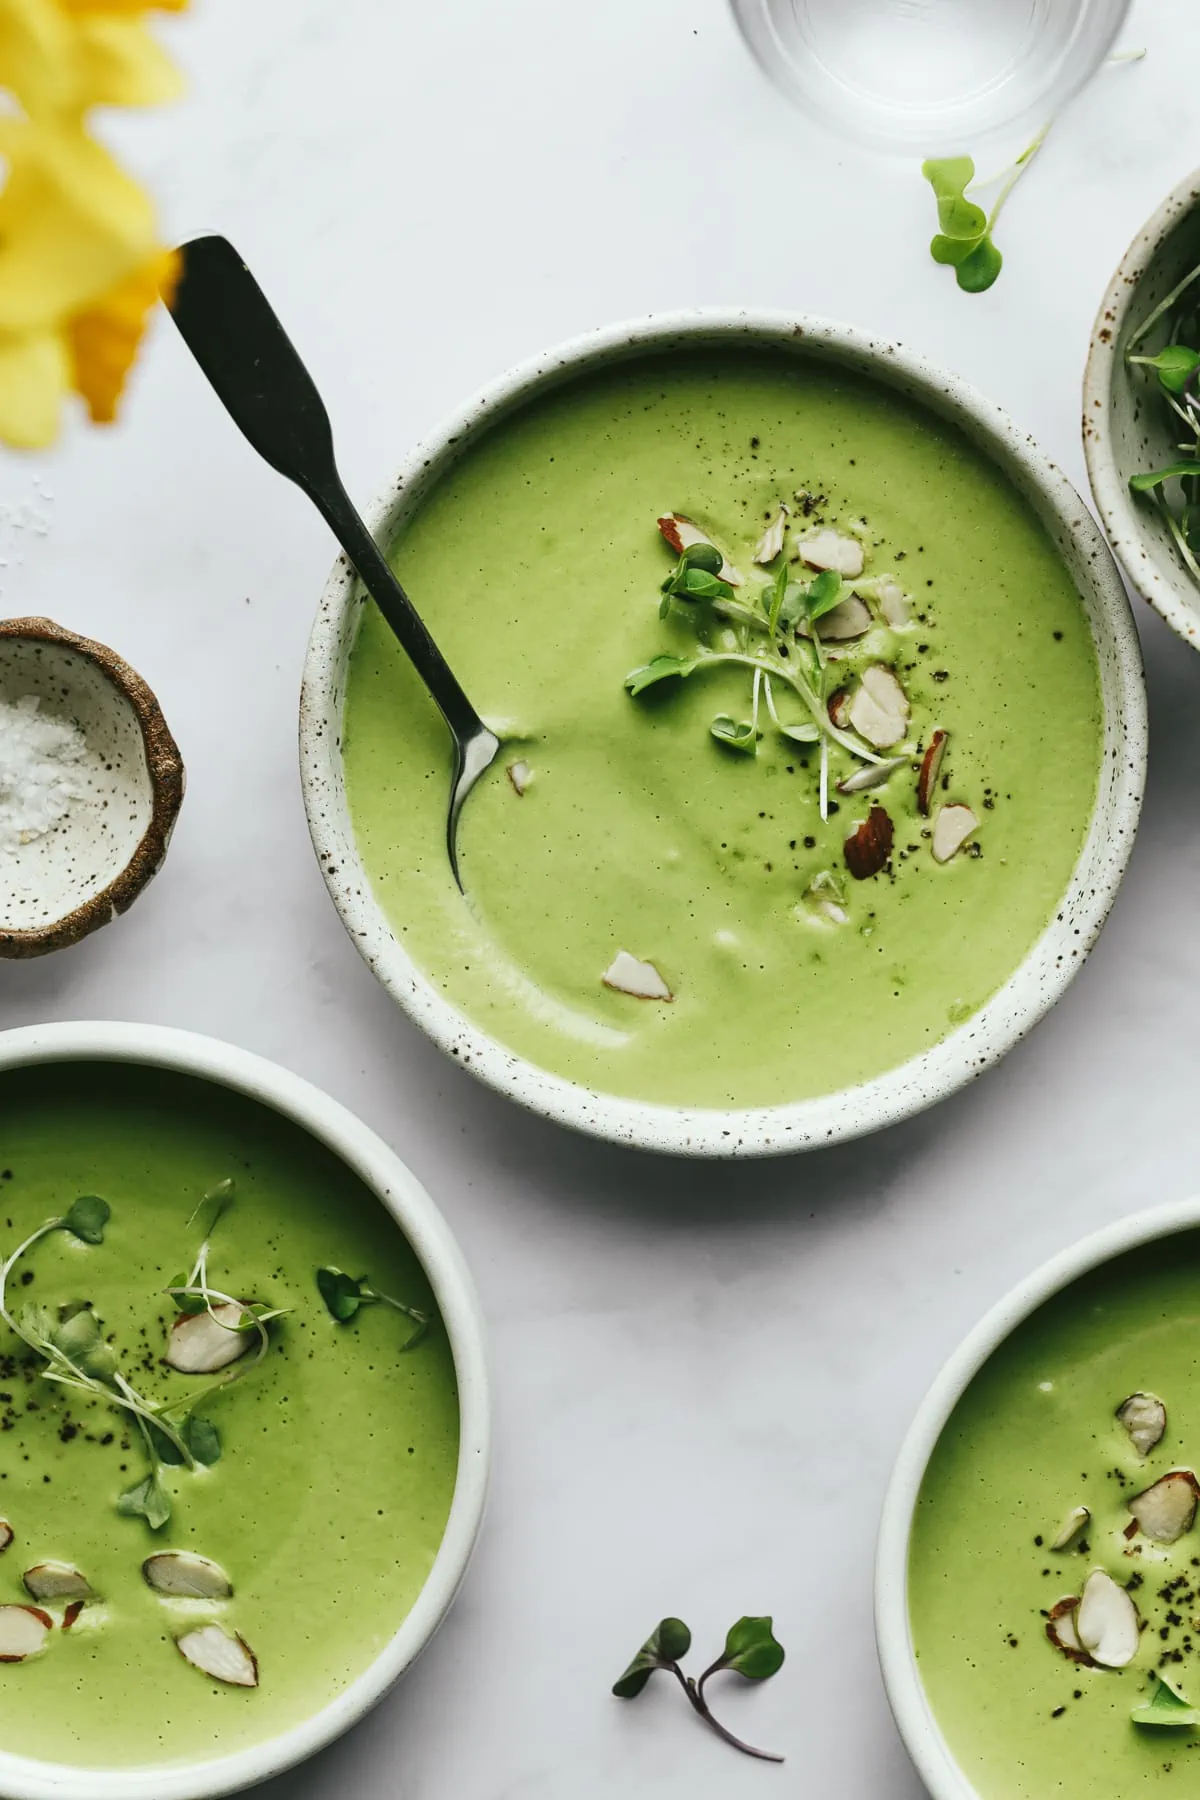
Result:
[875, 1191, 1200, 1800]
[300, 308, 1148, 1159]
[1083, 165, 1200, 648]
[0, 1020, 490, 1800]
[0, 618, 186, 959]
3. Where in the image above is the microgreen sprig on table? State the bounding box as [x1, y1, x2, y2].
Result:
[613, 1615, 786, 1762]
[922, 130, 1048, 294]
[1125, 260, 1200, 586]
[316, 1266, 429, 1349]
[626, 537, 884, 806]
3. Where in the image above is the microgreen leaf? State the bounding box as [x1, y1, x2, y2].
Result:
[188, 1177, 235, 1237]
[672, 567, 732, 602]
[52, 1306, 117, 1380]
[1133, 1674, 1200, 1728]
[117, 1471, 171, 1532]
[680, 542, 723, 574]
[1130, 461, 1200, 493]
[182, 1414, 222, 1466]
[612, 1617, 692, 1698]
[63, 1196, 110, 1245]
[804, 569, 844, 623]
[709, 714, 757, 755]
[147, 1420, 187, 1466]
[624, 655, 690, 697]
[922, 156, 987, 240]
[317, 1266, 367, 1322]
[168, 1273, 208, 1315]
[954, 237, 1004, 294]
[17, 1301, 55, 1346]
[719, 1616, 785, 1681]
[1129, 345, 1200, 393]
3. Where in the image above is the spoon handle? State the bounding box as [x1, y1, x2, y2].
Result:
[167, 234, 483, 745]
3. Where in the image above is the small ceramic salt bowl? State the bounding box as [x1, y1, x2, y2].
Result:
[0, 617, 184, 957]
[875, 1194, 1200, 1800]
[1084, 165, 1200, 648]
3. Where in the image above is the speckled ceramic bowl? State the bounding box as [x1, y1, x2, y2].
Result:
[300, 311, 1147, 1157]
[876, 1193, 1200, 1800]
[1085, 166, 1200, 647]
[0, 1019, 490, 1800]
[0, 618, 184, 957]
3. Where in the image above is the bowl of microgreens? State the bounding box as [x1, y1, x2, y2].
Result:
[1085, 166, 1200, 647]
[302, 310, 1145, 1156]
[0, 1019, 488, 1800]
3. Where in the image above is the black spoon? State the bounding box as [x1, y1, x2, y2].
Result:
[165, 234, 499, 888]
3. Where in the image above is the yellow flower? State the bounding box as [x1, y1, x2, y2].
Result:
[0, 0, 186, 446]
[0, 0, 184, 116]
[0, 119, 174, 446]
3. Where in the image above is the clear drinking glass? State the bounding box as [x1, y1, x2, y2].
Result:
[729, 0, 1133, 154]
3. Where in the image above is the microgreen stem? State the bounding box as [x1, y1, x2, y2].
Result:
[693, 650, 883, 763]
[1128, 263, 1200, 354]
[362, 1286, 430, 1348]
[679, 1661, 784, 1765]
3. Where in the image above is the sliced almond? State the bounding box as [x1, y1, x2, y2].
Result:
[1046, 1595, 1093, 1665]
[167, 1302, 254, 1375]
[1051, 1505, 1091, 1551]
[22, 1562, 93, 1603]
[932, 803, 978, 864]
[143, 1552, 233, 1600]
[1077, 1569, 1141, 1668]
[0, 1521, 12, 1555]
[838, 755, 907, 796]
[1118, 1393, 1167, 1458]
[814, 596, 873, 641]
[656, 514, 742, 585]
[795, 529, 865, 578]
[1127, 1471, 1200, 1543]
[847, 664, 909, 750]
[805, 871, 848, 925]
[752, 505, 789, 564]
[876, 578, 910, 629]
[917, 730, 948, 816]
[62, 1601, 85, 1631]
[602, 950, 672, 1001]
[176, 1623, 258, 1688]
[844, 805, 894, 881]
[828, 688, 851, 730]
[0, 1605, 51, 1662]
[506, 760, 531, 796]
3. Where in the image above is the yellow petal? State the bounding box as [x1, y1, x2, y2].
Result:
[66, 244, 176, 424]
[0, 120, 156, 331]
[63, 0, 188, 14]
[0, 328, 69, 449]
[71, 15, 184, 106]
[0, 0, 76, 114]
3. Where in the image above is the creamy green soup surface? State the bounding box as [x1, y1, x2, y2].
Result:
[343, 350, 1103, 1108]
[0, 1064, 458, 1768]
[910, 1234, 1200, 1799]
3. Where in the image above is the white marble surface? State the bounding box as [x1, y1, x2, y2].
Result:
[3, 1, 1200, 1793]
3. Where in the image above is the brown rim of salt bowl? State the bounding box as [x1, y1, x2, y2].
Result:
[0, 617, 185, 959]
[299, 309, 1148, 1159]
[1084, 164, 1200, 648]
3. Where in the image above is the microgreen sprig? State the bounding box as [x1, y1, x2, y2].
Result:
[613, 1615, 786, 1762]
[0, 1198, 201, 1529]
[1126, 260, 1200, 588]
[922, 129, 1048, 294]
[626, 537, 881, 775]
[316, 1266, 429, 1349]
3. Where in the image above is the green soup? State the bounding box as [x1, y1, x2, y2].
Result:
[0, 1063, 459, 1768]
[910, 1235, 1200, 1798]
[342, 349, 1102, 1109]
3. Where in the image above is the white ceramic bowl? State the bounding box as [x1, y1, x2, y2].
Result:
[300, 311, 1147, 1158]
[1084, 165, 1200, 648]
[0, 1020, 490, 1800]
[875, 1194, 1200, 1800]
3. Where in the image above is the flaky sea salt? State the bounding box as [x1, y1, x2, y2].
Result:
[0, 694, 87, 854]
